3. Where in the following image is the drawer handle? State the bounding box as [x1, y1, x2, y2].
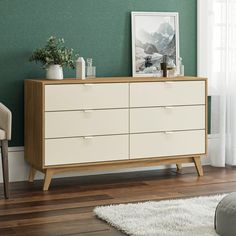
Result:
[163, 131, 174, 134]
[83, 110, 93, 113]
[83, 136, 94, 139]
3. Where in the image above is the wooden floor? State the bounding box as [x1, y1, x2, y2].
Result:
[0, 165, 235, 236]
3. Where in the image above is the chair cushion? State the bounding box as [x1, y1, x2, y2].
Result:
[0, 103, 12, 140]
[0, 128, 6, 140]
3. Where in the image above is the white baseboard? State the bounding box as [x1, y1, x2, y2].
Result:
[0, 145, 211, 183]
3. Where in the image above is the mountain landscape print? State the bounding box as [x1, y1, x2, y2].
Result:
[132, 12, 179, 76]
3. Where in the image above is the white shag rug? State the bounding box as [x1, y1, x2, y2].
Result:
[94, 194, 227, 236]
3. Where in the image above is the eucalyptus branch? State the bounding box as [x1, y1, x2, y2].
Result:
[29, 36, 76, 69]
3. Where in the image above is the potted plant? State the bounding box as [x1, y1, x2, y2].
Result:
[29, 36, 75, 80]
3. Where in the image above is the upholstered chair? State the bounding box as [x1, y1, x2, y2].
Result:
[0, 103, 12, 199]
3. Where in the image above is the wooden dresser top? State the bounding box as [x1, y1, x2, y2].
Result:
[26, 76, 207, 85]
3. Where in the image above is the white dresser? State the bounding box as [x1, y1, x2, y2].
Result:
[24, 77, 207, 190]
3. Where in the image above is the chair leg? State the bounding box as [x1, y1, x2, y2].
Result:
[1, 140, 9, 199]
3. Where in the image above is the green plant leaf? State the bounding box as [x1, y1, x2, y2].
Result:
[29, 36, 76, 69]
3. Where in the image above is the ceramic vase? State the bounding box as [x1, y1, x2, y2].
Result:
[46, 65, 63, 80]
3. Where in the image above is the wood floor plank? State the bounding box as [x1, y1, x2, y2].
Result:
[0, 212, 93, 229]
[10, 219, 111, 236]
[0, 194, 112, 210]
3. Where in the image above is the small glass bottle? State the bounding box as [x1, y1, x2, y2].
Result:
[168, 59, 176, 77]
[86, 58, 96, 78]
[178, 57, 185, 76]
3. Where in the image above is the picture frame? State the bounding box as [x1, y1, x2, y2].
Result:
[131, 12, 179, 77]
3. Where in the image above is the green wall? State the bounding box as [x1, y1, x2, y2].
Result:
[0, 0, 197, 146]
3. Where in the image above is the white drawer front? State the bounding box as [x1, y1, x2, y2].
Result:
[130, 81, 205, 107]
[45, 135, 129, 166]
[130, 106, 205, 133]
[130, 130, 205, 159]
[45, 109, 128, 138]
[45, 83, 129, 111]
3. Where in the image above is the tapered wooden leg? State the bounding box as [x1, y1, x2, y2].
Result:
[43, 169, 53, 191]
[28, 167, 37, 182]
[193, 156, 204, 176]
[1, 140, 9, 199]
[176, 164, 182, 172]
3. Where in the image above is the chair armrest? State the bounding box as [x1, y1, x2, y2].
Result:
[0, 103, 12, 140]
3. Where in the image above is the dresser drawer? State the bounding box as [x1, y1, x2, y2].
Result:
[130, 106, 205, 133]
[130, 81, 205, 107]
[45, 109, 128, 138]
[130, 130, 205, 159]
[45, 135, 129, 166]
[45, 83, 129, 111]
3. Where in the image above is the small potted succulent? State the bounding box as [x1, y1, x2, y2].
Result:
[29, 36, 75, 80]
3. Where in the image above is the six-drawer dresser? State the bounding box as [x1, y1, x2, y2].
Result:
[24, 76, 208, 190]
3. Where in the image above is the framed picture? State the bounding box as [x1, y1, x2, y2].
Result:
[131, 12, 179, 77]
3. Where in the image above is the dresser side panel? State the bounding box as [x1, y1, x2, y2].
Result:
[24, 80, 44, 170]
